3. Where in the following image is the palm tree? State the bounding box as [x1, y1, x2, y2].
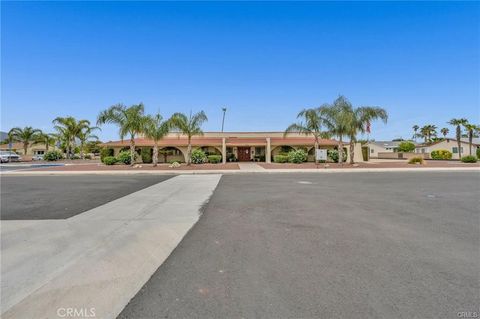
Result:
[144, 113, 171, 166]
[318, 96, 353, 164]
[412, 125, 419, 141]
[284, 108, 330, 164]
[78, 125, 100, 159]
[345, 105, 388, 164]
[170, 111, 208, 165]
[97, 103, 147, 166]
[448, 118, 468, 159]
[440, 127, 449, 138]
[8, 126, 43, 155]
[52, 117, 91, 159]
[35, 132, 56, 151]
[420, 125, 437, 143]
[463, 123, 479, 156]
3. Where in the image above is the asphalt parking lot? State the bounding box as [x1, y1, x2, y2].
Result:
[0, 175, 172, 219]
[118, 172, 479, 319]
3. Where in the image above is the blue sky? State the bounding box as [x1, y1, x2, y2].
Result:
[2, 1, 479, 141]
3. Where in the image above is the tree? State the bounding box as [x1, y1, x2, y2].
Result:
[448, 118, 468, 159]
[318, 96, 352, 164]
[463, 123, 479, 156]
[412, 125, 419, 141]
[78, 125, 100, 159]
[397, 141, 416, 152]
[97, 103, 147, 166]
[440, 127, 449, 138]
[8, 126, 43, 155]
[144, 113, 171, 166]
[284, 108, 330, 164]
[345, 105, 387, 164]
[419, 125, 437, 143]
[170, 111, 208, 165]
[320, 96, 387, 164]
[35, 133, 56, 151]
[52, 117, 91, 159]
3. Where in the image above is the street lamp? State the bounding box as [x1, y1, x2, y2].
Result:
[221, 107, 227, 132]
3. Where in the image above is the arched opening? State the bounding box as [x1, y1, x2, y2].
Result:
[271, 145, 295, 162]
[196, 146, 223, 162]
[158, 147, 185, 163]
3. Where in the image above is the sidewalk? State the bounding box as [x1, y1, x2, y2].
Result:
[1, 175, 221, 319]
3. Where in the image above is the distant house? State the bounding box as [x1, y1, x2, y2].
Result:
[367, 141, 410, 159]
[415, 138, 479, 159]
[0, 142, 49, 157]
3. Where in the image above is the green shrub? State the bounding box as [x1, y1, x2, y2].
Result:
[397, 141, 416, 153]
[477, 148, 480, 159]
[43, 150, 63, 161]
[117, 150, 134, 165]
[84, 154, 92, 160]
[431, 149, 452, 160]
[207, 155, 222, 164]
[103, 156, 117, 165]
[141, 148, 152, 163]
[100, 148, 114, 162]
[274, 154, 289, 163]
[461, 155, 477, 163]
[327, 149, 347, 163]
[287, 149, 307, 163]
[408, 157, 424, 164]
[191, 149, 207, 164]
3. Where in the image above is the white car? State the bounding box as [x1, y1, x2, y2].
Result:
[32, 154, 45, 161]
[0, 151, 22, 163]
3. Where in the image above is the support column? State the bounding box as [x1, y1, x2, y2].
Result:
[266, 138, 271, 163]
[222, 138, 226, 164]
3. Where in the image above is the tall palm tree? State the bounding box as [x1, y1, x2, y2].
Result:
[345, 106, 388, 164]
[412, 125, 419, 141]
[35, 132, 56, 151]
[420, 125, 437, 143]
[463, 123, 479, 156]
[144, 113, 171, 166]
[78, 125, 100, 159]
[440, 127, 449, 138]
[284, 108, 330, 164]
[53, 117, 91, 159]
[448, 118, 468, 159]
[8, 126, 43, 155]
[318, 96, 353, 164]
[170, 111, 208, 165]
[97, 103, 147, 166]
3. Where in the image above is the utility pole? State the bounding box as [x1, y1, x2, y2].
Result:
[221, 107, 227, 132]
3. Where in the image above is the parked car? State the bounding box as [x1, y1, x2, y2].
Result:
[0, 151, 22, 163]
[32, 154, 44, 161]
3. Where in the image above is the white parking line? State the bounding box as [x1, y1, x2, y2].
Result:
[1, 174, 222, 319]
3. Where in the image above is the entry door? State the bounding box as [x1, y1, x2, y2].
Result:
[237, 147, 251, 161]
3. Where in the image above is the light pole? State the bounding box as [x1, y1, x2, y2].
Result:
[221, 107, 227, 132]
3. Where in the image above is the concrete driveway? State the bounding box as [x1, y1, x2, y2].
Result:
[119, 172, 479, 319]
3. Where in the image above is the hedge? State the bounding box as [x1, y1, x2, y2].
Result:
[274, 154, 289, 163]
[100, 148, 114, 162]
[43, 150, 63, 161]
[461, 155, 477, 163]
[103, 156, 117, 165]
[408, 157, 424, 164]
[431, 149, 452, 160]
[207, 155, 222, 163]
[191, 149, 207, 164]
[287, 149, 307, 163]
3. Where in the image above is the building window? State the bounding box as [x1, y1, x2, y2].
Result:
[371, 149, 374, 153]
[452, 147, 463, 154]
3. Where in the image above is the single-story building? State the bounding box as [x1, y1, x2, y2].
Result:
[101, 132, 364, 163]
[0, 142, 49, 157]
[415, 138, 479, 159]
[367, 140, 415, 159]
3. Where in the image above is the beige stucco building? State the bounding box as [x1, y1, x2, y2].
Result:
[415, 138, 479, 160]
[101, 132, 364, 163]
[0, 142, 48, 157]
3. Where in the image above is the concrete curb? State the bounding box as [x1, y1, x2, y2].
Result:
[2, 166, 479, 176]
